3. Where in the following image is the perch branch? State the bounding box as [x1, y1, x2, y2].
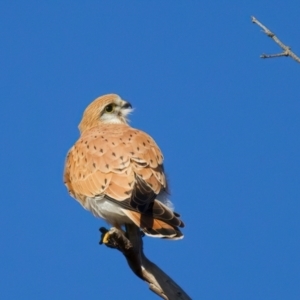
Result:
[251, 16, 300, 63]
[99, 225, 191, 300]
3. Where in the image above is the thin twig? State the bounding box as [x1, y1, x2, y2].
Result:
[100, 225, 192, 300]
[251, 16, 300, 63]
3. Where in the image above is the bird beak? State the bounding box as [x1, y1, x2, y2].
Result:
[122, 102, 132, 109]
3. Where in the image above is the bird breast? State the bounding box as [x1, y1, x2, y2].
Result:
[84, 195, 130, 226]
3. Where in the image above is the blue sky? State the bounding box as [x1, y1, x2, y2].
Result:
[1, 1, 299, 299]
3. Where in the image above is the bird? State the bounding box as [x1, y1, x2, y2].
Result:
[64, 94, 184, 241]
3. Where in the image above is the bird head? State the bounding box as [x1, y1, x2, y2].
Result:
[78, 94, 133, 133]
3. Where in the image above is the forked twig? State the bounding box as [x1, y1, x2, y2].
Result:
[99, 225, 191, 300]
[251, 16, 300, 63]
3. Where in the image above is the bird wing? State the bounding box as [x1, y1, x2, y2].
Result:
[64, 124, 165, 207]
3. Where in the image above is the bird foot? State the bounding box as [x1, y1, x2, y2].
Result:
[100, 226, 144, 246]
[99, 227, 128, 249]
[99, 227, 110, 245]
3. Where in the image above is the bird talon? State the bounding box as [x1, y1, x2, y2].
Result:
[102, 232, 111, 244]
[99, 227, 110, 245]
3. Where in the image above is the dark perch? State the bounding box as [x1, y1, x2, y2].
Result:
[99, 225, 192, 300]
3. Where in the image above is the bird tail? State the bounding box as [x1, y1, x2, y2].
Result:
[121, 200, 184, 240]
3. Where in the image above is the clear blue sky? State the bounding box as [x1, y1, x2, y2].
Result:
[1, 1, 299, 299]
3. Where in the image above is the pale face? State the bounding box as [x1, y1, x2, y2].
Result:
[99, 98, 133, 124]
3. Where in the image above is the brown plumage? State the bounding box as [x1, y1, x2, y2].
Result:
[64, 94, 184, 239]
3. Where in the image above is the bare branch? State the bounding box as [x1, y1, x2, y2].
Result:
[261, 52, 289, 59]
[99, 225, 192, 300]
[251, 16, 300, 63]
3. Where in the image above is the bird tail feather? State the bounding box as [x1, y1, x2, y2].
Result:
[121, 208, 184, 240]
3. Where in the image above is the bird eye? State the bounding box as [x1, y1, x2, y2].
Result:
[105, 104, 114, 113]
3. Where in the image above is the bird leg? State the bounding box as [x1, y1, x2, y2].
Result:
[99, 225, 145, 246]
[99, 226, 128, 248]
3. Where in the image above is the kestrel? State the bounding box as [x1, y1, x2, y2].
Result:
[64, 94, 184, 240]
